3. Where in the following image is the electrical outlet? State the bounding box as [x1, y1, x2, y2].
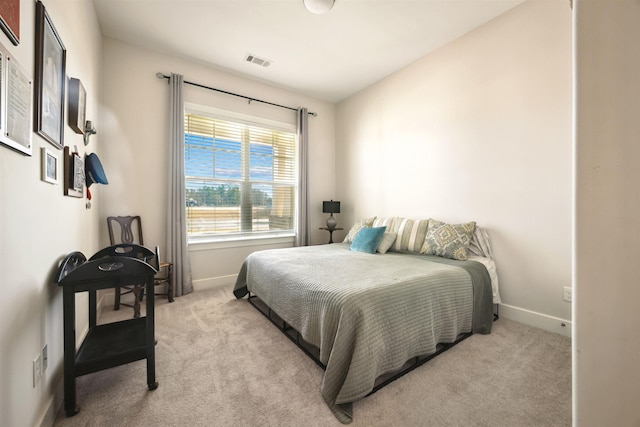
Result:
[33, 354, 42, 387]
[563, 286, 572, 302]
[42, 344, 48, 372]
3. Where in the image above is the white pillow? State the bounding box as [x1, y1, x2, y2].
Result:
[376, 232, 397, 254]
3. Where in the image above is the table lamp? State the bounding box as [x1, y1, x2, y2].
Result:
[323, 200, 340, 230]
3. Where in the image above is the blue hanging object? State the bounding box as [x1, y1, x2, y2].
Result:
[85, 153, 108, 187]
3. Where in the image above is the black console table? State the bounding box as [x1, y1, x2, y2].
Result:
[56, 244, 160, 417]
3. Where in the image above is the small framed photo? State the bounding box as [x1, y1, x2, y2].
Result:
[63, 146, 83, 197]
[68, 77, 85, 134]
[41, 146, 58, 184]
[34, 1, 66, 149]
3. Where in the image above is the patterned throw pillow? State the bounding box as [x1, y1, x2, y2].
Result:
[420, 219, 476, 261]
[343, 217, 376, 243]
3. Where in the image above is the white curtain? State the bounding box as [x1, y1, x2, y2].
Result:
[167, 73, 193, 296]
[295, 108, 310, 247]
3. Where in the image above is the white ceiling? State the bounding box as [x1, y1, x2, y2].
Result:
[93, 0, 525, 103]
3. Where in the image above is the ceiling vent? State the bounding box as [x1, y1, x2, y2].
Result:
[245, 54, 272, 68]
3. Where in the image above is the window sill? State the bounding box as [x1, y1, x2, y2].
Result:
[188, 233, 295, 251]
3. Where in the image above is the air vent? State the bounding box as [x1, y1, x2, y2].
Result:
[245, 53, 272, 68]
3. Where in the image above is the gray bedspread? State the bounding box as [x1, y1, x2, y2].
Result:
[233, 243, 493, 424]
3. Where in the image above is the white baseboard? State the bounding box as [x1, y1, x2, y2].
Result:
[499, 303, 572, 338]
[37, 380, 63, 427]
[193, 274, 238, 291]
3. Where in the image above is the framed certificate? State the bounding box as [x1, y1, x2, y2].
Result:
[0, 42, 32, 155]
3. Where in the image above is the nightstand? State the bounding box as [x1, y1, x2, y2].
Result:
[319, 227, 343, 244]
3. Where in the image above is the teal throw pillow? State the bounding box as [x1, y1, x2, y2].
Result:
[350, 226, 387, 254]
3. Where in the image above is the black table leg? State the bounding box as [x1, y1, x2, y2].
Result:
[63, 286, 79, 416]
[146, 278, 158, 390]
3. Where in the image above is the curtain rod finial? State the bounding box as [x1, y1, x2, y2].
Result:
[156, 72, 167, 79]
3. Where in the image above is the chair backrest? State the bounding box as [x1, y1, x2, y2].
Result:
[107, 216, 144, 246]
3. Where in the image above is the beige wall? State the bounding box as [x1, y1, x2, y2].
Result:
[336, 1, 573, 333]
[0, 1, 103, 426]
[100, 39, 337, 292]
[574, 0, 640, 424]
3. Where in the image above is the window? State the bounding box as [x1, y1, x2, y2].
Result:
[184, 109, 297, 241]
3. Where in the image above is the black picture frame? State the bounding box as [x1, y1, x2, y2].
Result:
[68, 78, 86, 134]
[34, 1, 66, 149]
[63, 146, 83, 197]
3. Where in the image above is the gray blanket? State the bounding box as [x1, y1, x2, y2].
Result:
[233, 243, 493, 423]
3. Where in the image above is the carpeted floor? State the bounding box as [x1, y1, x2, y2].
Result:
[53, 287, 571, 427]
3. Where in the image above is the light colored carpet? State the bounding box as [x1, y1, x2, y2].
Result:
[53, 287, 571, 427]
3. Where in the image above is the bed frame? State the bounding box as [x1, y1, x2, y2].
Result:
[247, 292, 499, 396]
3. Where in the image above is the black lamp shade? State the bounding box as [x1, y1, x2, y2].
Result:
[323, 200, 340, 214]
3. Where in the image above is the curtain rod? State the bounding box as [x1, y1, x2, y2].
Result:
[156, 73, 317, 117]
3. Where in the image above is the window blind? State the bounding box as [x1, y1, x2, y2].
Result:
[184, 112, 297, 239]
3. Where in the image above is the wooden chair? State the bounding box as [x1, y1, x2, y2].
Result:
[107, 216, 174, 316]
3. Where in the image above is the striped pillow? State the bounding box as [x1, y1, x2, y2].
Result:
[390, 217, 430, 253]
[372, 217, 398, 231]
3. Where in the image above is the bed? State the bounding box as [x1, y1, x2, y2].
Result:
[233, 218, 500, 424]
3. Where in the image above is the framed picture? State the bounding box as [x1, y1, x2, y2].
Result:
[0, 0, 19, 46]
[41, 147, 58, 184]
[34, 1, 66, 149]
[0, 41, 32, 155]
[63, 146, 83, 197]
[68, 78, 86, 134]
